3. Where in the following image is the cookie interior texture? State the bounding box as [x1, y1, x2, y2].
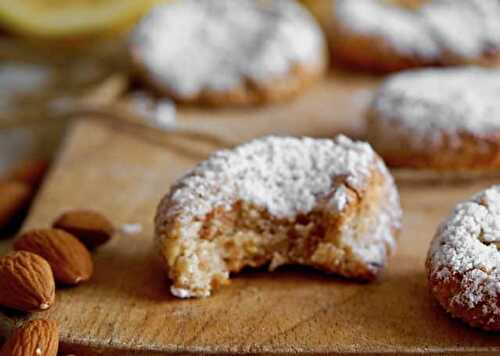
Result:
[367, 67, 500, 172]
[155, 136, 401, 298]
[427, 186, 500, 330]
[130, 0, 326, 105]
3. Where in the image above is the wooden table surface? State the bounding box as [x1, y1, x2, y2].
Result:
[2, 70, 500, 355]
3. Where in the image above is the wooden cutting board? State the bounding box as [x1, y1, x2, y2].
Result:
[2, 71, 500, 355]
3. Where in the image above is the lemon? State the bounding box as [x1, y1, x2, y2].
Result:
[0, 0, 168, 38]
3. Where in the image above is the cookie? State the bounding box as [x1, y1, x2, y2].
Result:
[367, 67, 500, 173]
[329, 0, 500, 72]
[427, 186, 500, 331]
[130, 0, 327, 106]
[155, 135, 401, 298]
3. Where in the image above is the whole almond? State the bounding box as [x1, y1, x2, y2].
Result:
[53, 210, 114, 249]
[0, 319, 59, 356]
[7, 159, 49, 188]
[14, 228, 93, 285]
[0, 251, 55, 312]
[0, 181, 32, 229]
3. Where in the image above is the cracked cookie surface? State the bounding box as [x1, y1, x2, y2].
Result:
[427, 186, 500, 330]
[130, 0, 327, 106]
[330, 0, 500, 72]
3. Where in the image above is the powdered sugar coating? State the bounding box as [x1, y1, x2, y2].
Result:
[131, 0, 325, 98]
[160, 135, 387, 219]
[334, 0, 500, 61]
[370, 67, 500, 151]
[155, 135, 400, 258]
[334, 0, 438, 59]
[427, 186, 500, 326]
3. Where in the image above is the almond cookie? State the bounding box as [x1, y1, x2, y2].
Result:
[367, 67, 500, 174]
[427, 186, 500, 331]
[130, 0, 327, 106]
[155, 135, 401, 298]
[329, 0, 500, 72]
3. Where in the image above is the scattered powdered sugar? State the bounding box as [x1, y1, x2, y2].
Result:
[428, 186, 500, 319]
[171, 286, 192, 299]
[128, 91, 177, 130]
[370, 67, 500, 150]
[334, 0, 500, 60]
[131, 0, 325, 97]
[120, 223, 143, 236]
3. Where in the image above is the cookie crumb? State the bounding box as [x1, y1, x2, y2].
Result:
[120, 223, 143, 236]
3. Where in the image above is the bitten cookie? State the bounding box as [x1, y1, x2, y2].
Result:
[427, 186, 500, 331]
[130, 0, 327, 106]
[329, 0, 500, 72]
[155, 135, 401, 298]
[367, 67, 500, 173]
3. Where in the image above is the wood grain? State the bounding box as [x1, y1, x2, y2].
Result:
[2, 72, 500, 354]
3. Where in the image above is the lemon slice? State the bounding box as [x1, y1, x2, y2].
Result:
[0, 0, 167, 38]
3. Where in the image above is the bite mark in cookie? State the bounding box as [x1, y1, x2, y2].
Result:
[155, 135, 401, 298]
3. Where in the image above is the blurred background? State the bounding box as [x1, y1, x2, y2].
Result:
[0, 0, 172, 175]
[1, 0, 500, 235]
[0, 0, 181, 238]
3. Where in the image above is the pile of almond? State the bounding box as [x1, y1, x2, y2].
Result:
[0, 209, 114, 355]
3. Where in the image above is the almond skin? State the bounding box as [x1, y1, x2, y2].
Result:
[0, 251, 55, 312]
[53, 209, 114, 249]
[7, 159, 49, 188]
[0, 181, 32, 229]
[14, 228, 93, 285]
[0, 319, 59, 356]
